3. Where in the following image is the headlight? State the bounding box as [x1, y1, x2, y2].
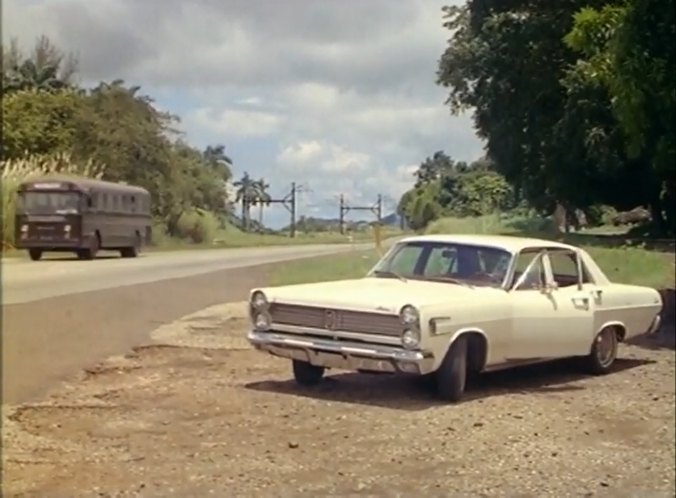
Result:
[64, 224, 71, 232]
[401, 329, 420, 349]
[251, 291, 268, 309]
[253, 311, 271, 331]
[399, 305, 419, 326]
[20, 224, 28, 232]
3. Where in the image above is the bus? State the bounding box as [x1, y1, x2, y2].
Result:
[14, 176, 152, 261]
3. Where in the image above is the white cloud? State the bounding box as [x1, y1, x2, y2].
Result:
[278, 140, 370, 175]
[235, 96, 264, 107]
[187, 107, 283, 138]
[3, 0, 484, 227]
[277, 141, 324, 166]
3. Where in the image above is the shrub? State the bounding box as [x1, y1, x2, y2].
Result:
[1, 152, 105, 249]
[585, 204, 618, 227]
[175, 209, 218, 244]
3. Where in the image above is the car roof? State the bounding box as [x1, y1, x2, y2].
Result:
[397, 233, 577, 253]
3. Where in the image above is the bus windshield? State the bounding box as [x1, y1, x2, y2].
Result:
[17, 191, 82, 215]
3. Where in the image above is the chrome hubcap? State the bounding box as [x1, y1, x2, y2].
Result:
[596, 330, 616, 366]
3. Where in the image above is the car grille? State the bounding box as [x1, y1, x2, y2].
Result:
[270, 303, 401, 337]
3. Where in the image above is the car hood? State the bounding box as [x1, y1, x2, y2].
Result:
[260, 277, 500, 314]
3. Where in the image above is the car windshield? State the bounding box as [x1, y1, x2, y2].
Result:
[17, 191, 82, 215]
[369, 240, 513, 288]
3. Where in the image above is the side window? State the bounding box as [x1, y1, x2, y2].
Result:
[102, 193, 109, 212]
[130, 195, 136, 213]
[512, 251, 545, 290]
[549, 250, 590, 287]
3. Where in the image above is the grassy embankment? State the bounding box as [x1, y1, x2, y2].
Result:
[148, 223, 403, 251]
[270, 214, 675, 289]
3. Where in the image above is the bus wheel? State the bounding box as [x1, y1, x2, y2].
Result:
[28, 249, 43, 261]
[120, 234, 141, 258]
[79, 235, 99, 260]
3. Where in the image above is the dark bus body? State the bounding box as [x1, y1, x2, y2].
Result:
[14, 176, 152, 261]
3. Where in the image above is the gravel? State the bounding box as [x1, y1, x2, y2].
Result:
[2, 303, 674, 497]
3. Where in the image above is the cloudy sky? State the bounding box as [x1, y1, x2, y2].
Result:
[4, 0, 484, 227]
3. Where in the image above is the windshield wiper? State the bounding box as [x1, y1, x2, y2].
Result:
[427, 276, 474, 288]
[373, 270, 407, 282]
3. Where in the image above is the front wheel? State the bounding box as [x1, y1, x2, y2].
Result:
[436, 336, 468, 402]
[292, 359, 325, 386]
[120, 234, 141, 258]
[78, 234, 100, 260]
[28, 249, 43, 261]
[583, 328, 618, 375]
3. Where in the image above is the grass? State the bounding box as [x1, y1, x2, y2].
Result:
[268, 249, 381, 286]
[149, 225, 403, 252]
[269, 214, 675, 289]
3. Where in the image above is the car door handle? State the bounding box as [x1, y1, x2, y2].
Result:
[572, 297, 589, 308]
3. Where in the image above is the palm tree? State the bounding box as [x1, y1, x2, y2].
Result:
[203, 144, 234, 214]
[254, 178, 272, 230]
[234, 172, 260, 231]
[203, 145, 233, 170]
[2, 35, 77, 94]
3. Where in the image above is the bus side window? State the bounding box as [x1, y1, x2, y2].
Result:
[130, 195, 136, 213]
[102, 193, 108, 212]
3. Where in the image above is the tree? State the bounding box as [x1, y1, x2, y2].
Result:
[253, 178, 272, 228]
[234, 172, 261, 231]
[203, 145, 233, 172]
[564, 0, 675, 233]
[398, 152, 513, 229]
[414, 150, 455, 188]
[2, 35, 78, 94]
[436, 1, 610, 213]
[1, 89, 83, 160]
[1, 34, 243, 242]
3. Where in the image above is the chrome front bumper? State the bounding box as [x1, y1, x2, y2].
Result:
[247, 330, 436, 375]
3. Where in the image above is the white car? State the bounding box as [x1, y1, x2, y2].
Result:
[247, 234, 663, 402]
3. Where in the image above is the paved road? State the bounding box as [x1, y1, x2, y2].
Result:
[2, 243, 374, 305]
[1, 243, 383, 404]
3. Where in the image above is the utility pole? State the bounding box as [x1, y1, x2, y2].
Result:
[339, 194, 383, 234]
[290, 182, 297, 238]
[265, 182, 303, 238]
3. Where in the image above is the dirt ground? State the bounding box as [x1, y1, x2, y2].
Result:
[2, 302, 675, 498]
[2, 263, 273, 404]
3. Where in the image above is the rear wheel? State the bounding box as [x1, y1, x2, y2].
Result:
[583, 327, 618, 375]
[292, 360, 325, 386]
[436, 335, 468, 403]
[28, 249, 43, 261]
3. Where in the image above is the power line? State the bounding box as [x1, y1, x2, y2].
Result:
[338, 194, 383, 234]
[259, 182, 306, 238]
